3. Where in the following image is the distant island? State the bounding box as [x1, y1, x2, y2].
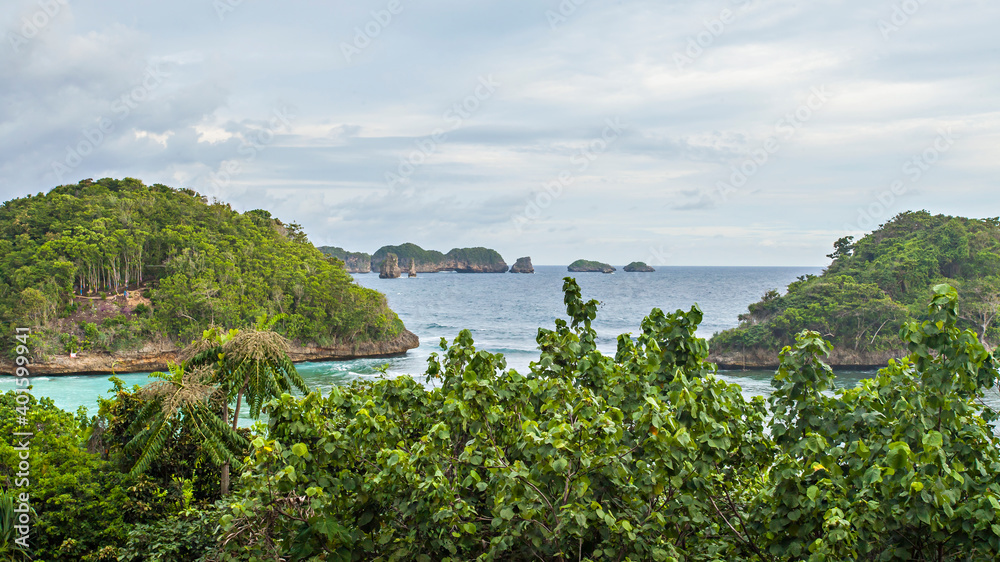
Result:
[623, 261, 655, 272]
[316, 246, 372, 273]
[510, 256, 534, 273]
[321, 243, 509, 274]
[568, 259, 616, 273]
[709, 211, 1000, 368]
[0, 178, 417, 375]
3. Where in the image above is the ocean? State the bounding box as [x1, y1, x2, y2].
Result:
[6, 265, 880, 422]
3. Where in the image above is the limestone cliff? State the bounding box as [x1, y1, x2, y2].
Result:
[1, 331, 420, 376]
[510, 257, 534, 273]
[371, 243, 508, 273]
[379, 253, 402, 278]
[318, 246, 372, 273]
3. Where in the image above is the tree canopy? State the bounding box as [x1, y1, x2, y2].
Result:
[712, 211, 1000, 362]
[0, 178, 404, 359]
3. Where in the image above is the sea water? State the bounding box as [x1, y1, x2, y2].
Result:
[11, 265, 995, 424]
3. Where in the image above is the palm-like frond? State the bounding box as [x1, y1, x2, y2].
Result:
[128, 415, 171, 475]
[223, 328, 309, 418]
[124, 363, 246, 476]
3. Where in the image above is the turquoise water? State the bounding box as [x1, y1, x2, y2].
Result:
[10, 265, 996, 424]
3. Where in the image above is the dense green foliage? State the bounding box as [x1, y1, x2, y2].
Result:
[371, 243, 446, 270]
[215, 279, 1000, 561]
[443, 246, 506, 266]
[1, 391, 185, 561]
[317, 246, 372, 272]
[568, 259, 616, 272]
[0, 178, 404, 359]
[369, 243, 507, 271]
[712, 211, 1000, 358]
[5, 279, 1000, 560]
[317, 246, 372, 265]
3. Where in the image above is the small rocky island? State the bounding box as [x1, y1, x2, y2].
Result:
[510, 256, 534, 273]
[568, 259, 615, 273]
[623, 261, 655, 272]
[379, 253, 402, 278]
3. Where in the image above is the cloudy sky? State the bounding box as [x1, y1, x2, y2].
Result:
[2, 0, 997, 266]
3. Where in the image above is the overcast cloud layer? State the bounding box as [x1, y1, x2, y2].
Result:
[2, 0, 998, 265]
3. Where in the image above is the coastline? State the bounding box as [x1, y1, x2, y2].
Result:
[708, 347, 906, 371]
[0, 330, 420, 376]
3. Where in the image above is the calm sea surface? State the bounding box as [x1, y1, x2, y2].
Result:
[10, 265, 996, 424]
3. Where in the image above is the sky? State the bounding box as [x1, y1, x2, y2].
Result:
[1, 0, 998, 266]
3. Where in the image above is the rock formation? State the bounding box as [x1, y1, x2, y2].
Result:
[379, 253, 402, 278]
[371, 243, 508, 273]
[623, 261, 655, 272]
[408, 258, 417, 277]
[0, 331, 420, 376]
[510, 256, 534, 273]
[568, 259, 616, 273]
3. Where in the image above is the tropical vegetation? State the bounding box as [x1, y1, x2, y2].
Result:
[4, 278, 1000, 560]
[712, 211, 1000, 362]
[0, 178, 405, 361]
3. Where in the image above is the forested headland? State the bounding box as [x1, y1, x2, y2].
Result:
[710, 211, 1000, 367]
[0, 178, 411, 369]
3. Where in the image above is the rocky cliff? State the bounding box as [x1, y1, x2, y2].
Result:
[510, 256, 534, 273]
[370, 243, 508, 273]
[0, 331, 420, 376]
[379, 253, 402, 278]
[707, 346, 907, 370]
[443, 247, 508, 273]
[318, 246, 372, 273]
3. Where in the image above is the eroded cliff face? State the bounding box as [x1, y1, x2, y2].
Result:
[343, 254, 372, 273]
[707, 347, 907, 370]
[0, 331, 420, 376]
[510, 257, 534, 273]
[379, 254, 402, 279]
[369, 244, 509, 273]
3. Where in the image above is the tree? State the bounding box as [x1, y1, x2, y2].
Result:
[181, 317, 308, 495]
[124, 363, 247, 479]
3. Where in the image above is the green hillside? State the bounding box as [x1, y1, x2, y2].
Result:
[0, 178, 404, 359]
[568, 259, 615, 273]
[371, 243, 446, 269]
[711, 211, 1000, 364]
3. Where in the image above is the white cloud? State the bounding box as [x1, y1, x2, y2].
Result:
[1, 0, 999, 265]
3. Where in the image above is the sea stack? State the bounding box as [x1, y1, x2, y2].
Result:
[379, 253, 402, 279]
[510, 256, 534, 273]
[408, 258, 417, 277]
